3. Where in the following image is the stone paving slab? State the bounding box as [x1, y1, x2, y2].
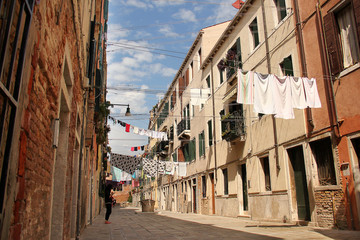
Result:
[79, 207, 360, 240]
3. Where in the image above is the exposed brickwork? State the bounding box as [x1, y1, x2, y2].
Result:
[315, 189, 347, 229]
[9, 1, 84, 239]
[113, 185, 132, 203]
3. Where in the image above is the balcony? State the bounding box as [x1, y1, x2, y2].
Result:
[177, 118, 190, 139]
[157, 141, 169, 157]
[221, 111, 246, 142]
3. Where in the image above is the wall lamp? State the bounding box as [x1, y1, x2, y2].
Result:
[111, 103, 131, 116]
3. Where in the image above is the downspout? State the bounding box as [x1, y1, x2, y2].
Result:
[292, 0, 314, 136]
[261, 0, 280, 170]
[210, 59, 218, 195]
[315, 1, 341, 139]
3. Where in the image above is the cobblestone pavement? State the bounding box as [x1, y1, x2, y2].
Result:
[79, 207, 360, 240]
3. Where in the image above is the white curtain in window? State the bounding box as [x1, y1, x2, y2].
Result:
[337, 6, 360, 68]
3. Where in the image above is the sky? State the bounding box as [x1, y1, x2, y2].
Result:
[106, 0, 239, 155]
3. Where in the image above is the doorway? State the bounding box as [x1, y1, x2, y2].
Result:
[192, 179, 197, 213]
[240, 164, 248, 212]
[210, 173, 215, 214]
[288, 146, 310, 221]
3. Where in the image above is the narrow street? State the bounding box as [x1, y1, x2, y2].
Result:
[79, 207, 360, 240]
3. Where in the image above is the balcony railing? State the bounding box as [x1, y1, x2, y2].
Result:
[157, 141, 169, 157]
[221, 110, 246, 142]
[177, 118, 190, 138]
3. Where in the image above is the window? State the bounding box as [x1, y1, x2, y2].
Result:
[206, 75, 211, 88]
[324, 2, 360, 75]
[208, 120, 213, 146]
[172, 151, 177, 162]
[198, 48, 202, 69]
[310, 138, 337, 185]
[249, 18, 260, 49]
[0, 0, 35, 212]
[185, 68, 190, 87]
[206, 76, 211, 97]
[223, 168, 229, 195]
[280, 55, 294, 76]
[190, 61, 194, 81]
[351, 137, 360, 168]
[260, 156, 271, 191]
[190, 137, 196, 161]
[184, 138, 196, 162]
[199, 131, 205, 157]
[179, 77, 185, 97]
[226, 38, 242, 80]
[202, 175, 206, 198]
[275, 0, 287, 22]
[171, 90, 176, 109]
[219, 68, 224, 84]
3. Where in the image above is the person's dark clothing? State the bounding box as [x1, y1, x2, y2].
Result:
[105, 203, 112, 221]
[105, 184, 113, 221]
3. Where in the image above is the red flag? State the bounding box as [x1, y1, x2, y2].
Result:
[232, 0, 244, 9]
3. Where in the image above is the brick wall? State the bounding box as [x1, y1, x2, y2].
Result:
[315, 189, 347, 229]
[113, 185, 132, 203]
[10, 1, 84, 239]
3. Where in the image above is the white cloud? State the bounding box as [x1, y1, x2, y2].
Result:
[212, 0, 238, 23]
[172, 9, 197, 22]
[158, 25, 179, 38]
[150, 63, 177, 77]
[108, 90, 148, 114]
[120, 0, 152, 9]
[107, 24, 129, 42]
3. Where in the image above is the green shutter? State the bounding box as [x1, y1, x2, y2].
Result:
[184, 144, 189, 162]
[236, 37, 242, 69]
[104, 0, 109, 20]
[192, 138, 196, 161]
[219, 69, 224, 84]
[208, 120, 213, 146]
[206, 76, 211, 88]
[198, 133, 202, 157]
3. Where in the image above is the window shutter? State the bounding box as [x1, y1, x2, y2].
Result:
[199, 133, 204, 157]
[236, 37, 242, 69]
[179, 77, 184, 97]
[323, 12, 343, 75]
[208, 120, 213, 146]
[353, 0, 360, 46]
[185, 68, 189, 86]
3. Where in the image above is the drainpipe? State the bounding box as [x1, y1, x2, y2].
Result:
[315, 1, 340, 139]
[292, 0, 314, 136]
[261, 0, 280, 170]
[210, 59, 218, 195]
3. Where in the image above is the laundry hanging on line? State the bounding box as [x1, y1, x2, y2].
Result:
[110, 152, 141, 175]
[237, 69, 321, 119]
[108, 116, 168, 140]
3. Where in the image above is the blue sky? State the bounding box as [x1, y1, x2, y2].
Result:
[106, 0, 239, 155]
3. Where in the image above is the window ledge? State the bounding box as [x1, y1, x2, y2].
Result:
[314, 185, 342, 191]
[338, 63, 360, 78]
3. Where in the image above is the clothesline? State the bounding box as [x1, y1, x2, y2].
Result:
[110, 152, 187, 178]
[108, 116, 168, 141]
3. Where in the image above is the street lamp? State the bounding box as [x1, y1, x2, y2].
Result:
[111, 103, 131, 116]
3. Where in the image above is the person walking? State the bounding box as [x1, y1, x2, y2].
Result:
[105, 184, 113, 224]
